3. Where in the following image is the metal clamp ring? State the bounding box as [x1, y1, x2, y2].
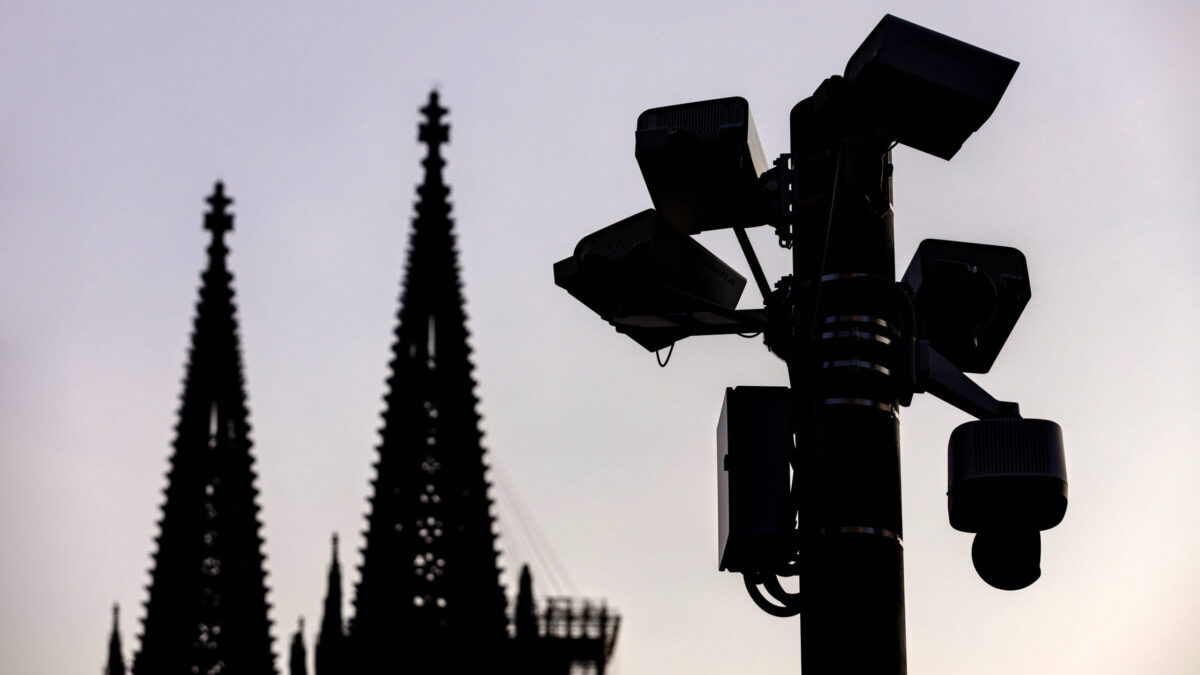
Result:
[819, 526, 903, 546]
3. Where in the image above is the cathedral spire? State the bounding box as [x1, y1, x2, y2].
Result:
[290, 618, 308, 675]
[133, 183, 276, 674]
[204, 181, 233, 238]
[349, 90, 508, 671]
[106, 604, 126, 675]
[418, 90, 448, 159]
[514, 565, 537, 641]
[315, 534, 344, 674]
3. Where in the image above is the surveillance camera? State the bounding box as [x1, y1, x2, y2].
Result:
[948, 418, 1065, 590]
[972, 530, 1041, 591]
[947, 418, 1066, 534]
[842, 14, 1019, 159]
[635, 96, 768, 234]
[554, 209, 746, 350]
[902, 239, 1031, 374]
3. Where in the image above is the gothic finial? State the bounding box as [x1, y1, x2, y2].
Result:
[204, 181, 234, 237]
[514, 564, 538, 640]
[331, 532, 339, 563]
[423, 89, 444, 119]
[289, 617, 308, 675]
[419, 90, 449, 147]
[107, 603, 126, 675]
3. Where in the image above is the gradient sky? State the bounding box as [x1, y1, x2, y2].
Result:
[2, 1, 1198, 673]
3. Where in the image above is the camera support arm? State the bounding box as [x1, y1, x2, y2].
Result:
[902, 337, 1020, 419]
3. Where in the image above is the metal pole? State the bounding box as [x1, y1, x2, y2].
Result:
[790, 96, 907, 673]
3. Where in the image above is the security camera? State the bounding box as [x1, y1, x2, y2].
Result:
[635, 96, 768, 234]
[554, 209, 746, 350]
[902, 239, 1031, 374]
[971, 529, 1041, 591]
[948, 418, 1067, 590]
[842, 14, 1020, 159]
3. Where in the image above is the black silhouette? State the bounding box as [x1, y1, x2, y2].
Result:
[553, 14, 1065, 675]
[338, 91, 619, 673]
[511, 565, 620, 672]
[132, 183, 276, 674]
[106, 604, 125, 675]
[289, 619, 307, 675]
[345, 90, 513, 671]
[314, 534, 345, 673]
[109, 93, 619, 674]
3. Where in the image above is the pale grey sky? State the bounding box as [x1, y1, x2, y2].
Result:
[2, 1, 1198, 673]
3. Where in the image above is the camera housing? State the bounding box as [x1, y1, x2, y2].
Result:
[948, 418, 1066, 532]
[902, 239, 1031, 374]
[842, 14, 1019, 160]
[554, 209, 746, 350]
[948, 418, 1066, 590]
[635, 96, 768, 234]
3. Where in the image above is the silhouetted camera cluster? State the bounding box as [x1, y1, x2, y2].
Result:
[556, 14, 1067, 612]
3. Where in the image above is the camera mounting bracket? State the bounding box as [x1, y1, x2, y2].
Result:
[900, 337, 1020, 419]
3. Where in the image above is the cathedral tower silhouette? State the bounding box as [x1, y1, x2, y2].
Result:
[345, 90, 509, 672]
[110, 94, 618, 675]
[132, 184, 276, 674]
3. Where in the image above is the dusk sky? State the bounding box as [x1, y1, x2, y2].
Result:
[2, 1, 1198, 673]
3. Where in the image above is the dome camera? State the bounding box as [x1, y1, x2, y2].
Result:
[972, 530, 1041, 591]
[948, 418, 1066, 589]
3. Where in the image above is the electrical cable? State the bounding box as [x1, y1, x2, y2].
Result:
[790, 146, 844, 521]
[491, 459, 578, 596]
[743, 571, 802, 617]
[507, 465, 577, 596]
[810, 146, 842, 323]
[655, 342, 674, 367]
[493, 464, 564, 595]
[774, 558, 801, 577]
[762, 573, 803, 608]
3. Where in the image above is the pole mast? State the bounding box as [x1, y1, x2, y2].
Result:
[790, 87, 906, 673]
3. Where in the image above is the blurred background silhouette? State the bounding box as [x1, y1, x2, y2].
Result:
[1, 1, 1198, 673]
[104, 95, 619, 674]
